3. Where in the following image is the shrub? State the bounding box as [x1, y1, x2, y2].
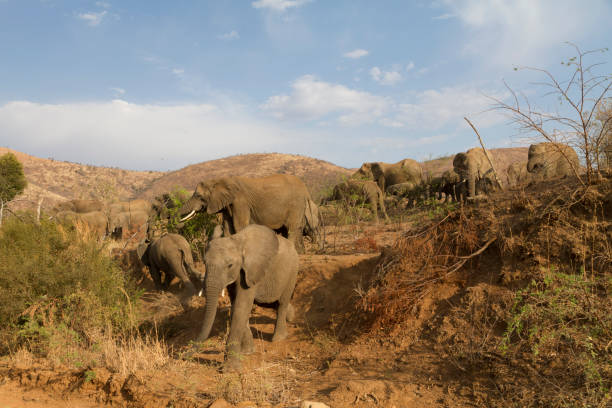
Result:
[0, 214, 139, 355]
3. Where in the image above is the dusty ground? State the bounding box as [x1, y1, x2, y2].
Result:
[0, 220, 478, 408]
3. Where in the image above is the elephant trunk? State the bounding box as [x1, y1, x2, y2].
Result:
[197, 283, 222, 341]
[178, 198, 202, 222]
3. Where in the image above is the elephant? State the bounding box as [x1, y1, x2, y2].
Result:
[53, 199, 103, 214]
[108, 210, 149, 239]
[109, 199, 151, 215]
[527, 142, 580, 179]
[71, 199, 104, 213]
[178, 174, 313, 253]
[55, 210, 108, 238]
[506, 161, 531, 187]
[137, 233, 204, 295]
[453, 148, 495, 198]
[437, 170, 462, 202]
[385, 181, 427, 207]
[371, 159, 424, 194]
[476, 169, 503, 195]
[351, 162, 375, 180]
[327, 179, 389, 222]
[198, 224, 299, 370]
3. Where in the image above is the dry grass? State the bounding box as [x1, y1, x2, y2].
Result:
[354, 176, 612, 407]
[97, 331, 171, 376]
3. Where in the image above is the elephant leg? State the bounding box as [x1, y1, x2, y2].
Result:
[286, 303, 295, 323]
[287, 228, 304, 254]
[468, 176, 476, 198]
[225, 288, 255, 369]
[368, 195, 379, 222]
[272, 275, 297, 343]
[230, 201, 250, 233]
[149, 264, 163, 291]
[241, 320, 254, 354]
[162, 271, 173, 290]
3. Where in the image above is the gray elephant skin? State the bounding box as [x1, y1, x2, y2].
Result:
[198, 224, 299, 370]
[109, 210, 150, 239]
[328, 179, 389, 222]
[436, 170, 462, 202]
[352, 159, 424, 194]
[506, 161, 531, 186]
[527, 142, 579, 179]
[54, 199, 104, 214]
[453, 148, 494, 198]
[476, 169, 503, 195]
[178, 174, 315, 253]
[55, 210, 108, 238]
[109, 199, 151, 215]
[137, 233, 204, 294]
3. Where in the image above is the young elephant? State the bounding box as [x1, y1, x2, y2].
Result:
[198, 224, 299, 370]
[137, 233, 204, 295]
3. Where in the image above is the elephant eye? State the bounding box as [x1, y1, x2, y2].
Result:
[228, 263, 233, 268]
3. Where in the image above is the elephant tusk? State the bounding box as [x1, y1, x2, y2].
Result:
[180, 210, 196, 222]
[198, 289, 203, 297]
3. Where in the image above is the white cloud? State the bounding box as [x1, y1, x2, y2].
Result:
[406, 62, 415, 71]
[343, 49, 369, 59]
[394, 85, 506, 130]
[370, 67, 402, 85]
[261, 75, 390, 125]
[171, 68, 185, 76]
[95, 1, 111, 8]
[218, 30, 240, 40]
[252, 0, 311, 12]
[75, 10, 107, 27]
[438, 0, 612, 66]
[432, 13, 454, 20]
[0, 100, 314, 170]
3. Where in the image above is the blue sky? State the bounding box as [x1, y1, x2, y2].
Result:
[0, 0, 610, 171]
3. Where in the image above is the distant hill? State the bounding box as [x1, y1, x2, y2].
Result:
[0, 147, 163, 210]
[1, 147, 529, 211]
[137, 153, 353, 201]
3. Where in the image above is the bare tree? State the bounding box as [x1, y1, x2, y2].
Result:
[490, 43, 611, 185]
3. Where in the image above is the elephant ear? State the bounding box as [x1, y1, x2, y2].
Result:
[240, 226, 279, 288]
[207, 179, 234, 214]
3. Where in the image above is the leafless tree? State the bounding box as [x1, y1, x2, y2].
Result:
[490, 43, 611, 185]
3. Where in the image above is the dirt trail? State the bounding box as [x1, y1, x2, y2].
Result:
[0, 222, 473, 407]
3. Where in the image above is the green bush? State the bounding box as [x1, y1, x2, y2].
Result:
[501, 268, 612, 405]
[0, 214, 139, 355]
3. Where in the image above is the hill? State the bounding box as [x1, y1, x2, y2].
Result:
[1, 147, 529, 210]
[137, 153, 353, 201]
[0, 147, 163, 209]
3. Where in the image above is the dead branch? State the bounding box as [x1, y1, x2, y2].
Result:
[464, 117, 504, 189]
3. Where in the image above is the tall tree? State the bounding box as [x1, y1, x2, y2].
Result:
[0, 152, 27, 225]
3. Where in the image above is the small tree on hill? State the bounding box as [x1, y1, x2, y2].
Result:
[491, 44, 611, 184]
[0, 152, 27, 225]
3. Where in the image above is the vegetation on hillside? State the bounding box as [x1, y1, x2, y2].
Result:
[0, 215, 140, 363]
[0, 152, 27, 225]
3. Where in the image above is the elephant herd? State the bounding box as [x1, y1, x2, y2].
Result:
[325, 142, 581, 219]
[49, 142, 580, 370]
[52, 198, 151, 239]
